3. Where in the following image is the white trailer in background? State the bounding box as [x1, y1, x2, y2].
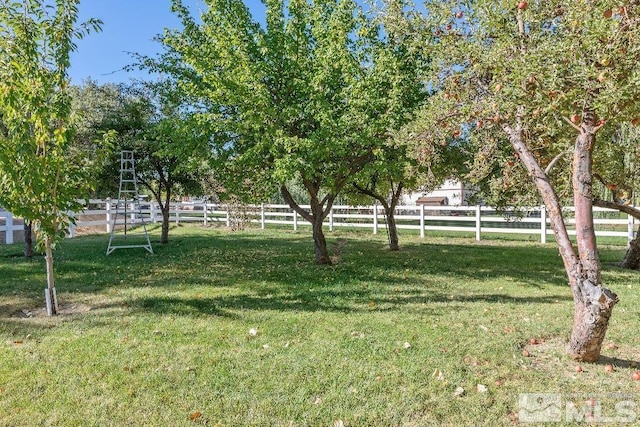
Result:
[404, 179, 476, 207]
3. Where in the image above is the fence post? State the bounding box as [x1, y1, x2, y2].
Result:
[629, 211, 636, 244]
[293, 209, 298, 231]
[105, 199, 112, 233]
[5, 212, 13, 244]
[203, 202, 208, 226]
[540, 205, 547, 244]
[68, 211, 75, 238]
[226, 207, 230, 227]
[329, 207, 334, 232]
[373, 203, 378, 235]
[129, 203, 136, 225]
[420, 204, 425, 239]
[148, 202, 155, 223]
[475, 205, 482, 241]
[261, 203, 265, 230]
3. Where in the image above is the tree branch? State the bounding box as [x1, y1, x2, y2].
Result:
[352, 182, 390, 210]
[561, 115, 582, 133]
[280, 185, 312, 223]
[545, 150, 570, 174]
[593, 198, 640, 220]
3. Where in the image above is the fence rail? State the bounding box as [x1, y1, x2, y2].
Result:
[1, 199, 637, 245]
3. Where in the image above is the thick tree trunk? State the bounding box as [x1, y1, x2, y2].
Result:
[280, 184, 333, 265]
[385, 207, 400, 251]
[567, 278, 618, 361]
[353, 181, 403, 251]
[312, 216, 331, 264]
[23, 220, 33, 258]
[620, 225, 640, 270]
[504, 114, 617, 362]
[565, 117, 617, 361]
[44, 236, 58, 316]
[161, 206, 170, 244]
[154, 186, 171, 245]
[308, 191, 332, 265]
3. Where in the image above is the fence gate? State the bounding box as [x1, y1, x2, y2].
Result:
[106, 150, 153, 255]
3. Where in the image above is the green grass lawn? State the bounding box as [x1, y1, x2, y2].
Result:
[1, 225, 639, 426]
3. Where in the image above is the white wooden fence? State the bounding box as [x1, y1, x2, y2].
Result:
[1, 199, 637, 245]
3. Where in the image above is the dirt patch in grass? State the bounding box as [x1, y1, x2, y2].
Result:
[12, 303, 92, 319]
[523, 336, 640, 377]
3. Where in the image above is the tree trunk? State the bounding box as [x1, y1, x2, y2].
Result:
[565, 117, 618, 362]
[280, 184, 333, 265]
[567, 278, 618, 361]
[620, 225, 640, 269]
[308, 189, 332, 265]
[161, 205, 170, 244]
[44, 236, 58, 316]
[384, 206, 400, 251]
[23, 220, 33, 258]
[504, 115, 617, 362]
[312, 216, 331, 265]
[353, 181, 403, 251]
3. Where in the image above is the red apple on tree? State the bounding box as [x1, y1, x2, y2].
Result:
[632, 371, 640, 381]
[517, 1, 527, 10]
[456, 11, 464, 19]
[571, 113, 580, 124]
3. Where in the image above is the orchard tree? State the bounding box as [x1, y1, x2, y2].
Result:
[71, 80, 213, 244]
[413, 1, 640, 361]
[147, 0, 417, 264]
[0, 1, 101, 316]
[128, 81, 213, 244]
[346, 0, 432, 251]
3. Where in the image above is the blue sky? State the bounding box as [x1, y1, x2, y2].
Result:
[69, 0, 267, 84]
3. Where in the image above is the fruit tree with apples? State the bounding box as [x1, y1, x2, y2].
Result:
[411, 1, 640, 361]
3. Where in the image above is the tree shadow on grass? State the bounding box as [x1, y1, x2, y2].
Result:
[596, 355, 640, 369]
[51, 235, 573, 293]
[3, 230, 617, 319]
[126, 290, 573, 318]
